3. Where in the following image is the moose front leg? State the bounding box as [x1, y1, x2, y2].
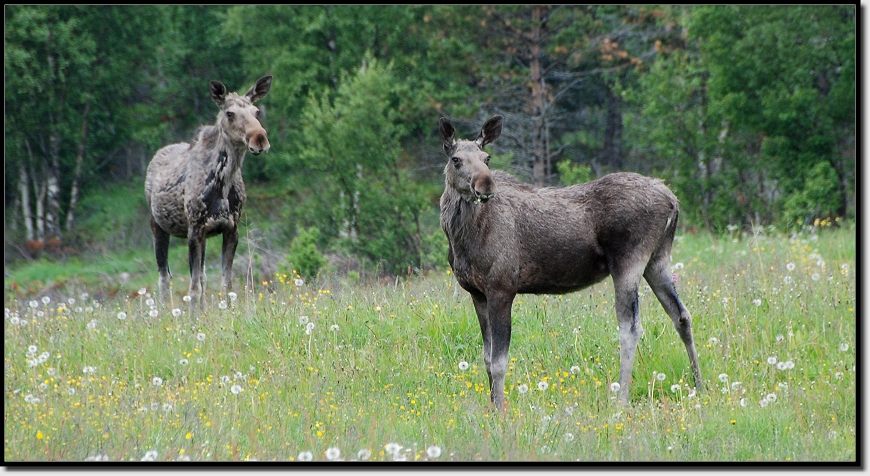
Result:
[151, 217, 172, 304]
[470, 291, 493, 391]
[486, 290, 515, 410]
[221, 227, 239, 292]
[187, 229, 205, 314]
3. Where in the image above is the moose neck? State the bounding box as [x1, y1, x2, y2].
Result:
[442, 184, 489, 240]
[197, 125, 246, 183]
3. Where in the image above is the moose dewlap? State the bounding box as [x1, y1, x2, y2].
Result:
[438, 115, 703, 408]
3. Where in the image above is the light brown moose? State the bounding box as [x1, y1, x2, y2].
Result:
[145, 75, 273, 313]
[438, 115, 703, 408]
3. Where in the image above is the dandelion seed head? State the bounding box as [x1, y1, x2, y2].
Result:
[564, 433, 575, 442]
[197, 332, 206, 341]
[786, 263, 795, 271]
[518, 384, 529, 394]
[670, 384, 681, 393]
[141, 449, 158, 461]
[41, 296, 51, 305]
[179, 358, 189, 366]
[357, 449, 371, 460]
[145, 298, 155, 307]
[767, 356, 777, 365]
[117, 311, 127, 320]
[610, 382, 621, 393]
[708, 337, 719, 345]
[718, 373, 728, 383]
[739, 398, 748, 407]
[325, 447, 341, 461]
[29, 300, 39, 308]
[228, 292, 238, 301]
[785, 360, 794, 369]
[182, 295, 192, 302]
[656, 372, 666, 381]
[152, 377, 163, 386]
[570, 365, 581, 374]
[138, 288, 147, 296]
[299, 315, 309, 325]
[537, 381, 549, 391]
[28, 345, 38, 354]
[172, 308, 182, 317]
[766, 393, 777, 402]
[385, 443, 401, 455]
[295, 278, 304, 287]
[811, 273, 820, 281]
[149, 309, 159, 318]
[297, 451, 313, 462]
[458, 361, 469, 371]
[426, 445, 442, 458]
[218, 301, 228, 310]
[839, 343, 849, 352]
[231, 384, 242, 395]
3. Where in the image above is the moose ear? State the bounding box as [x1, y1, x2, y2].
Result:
[439, 117, 457, 156]
[245, 75, 273, 102]
[210, 80, 228, 106]
[475, 115, 503, 148]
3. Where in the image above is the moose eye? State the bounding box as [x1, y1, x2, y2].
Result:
[226, 111, 235, 119]
[254, 109, 260, 117]
[451, 156, 460, 165]
[484, 156, 491, 165]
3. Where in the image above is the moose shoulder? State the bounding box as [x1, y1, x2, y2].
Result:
[438, 115, 703, 408]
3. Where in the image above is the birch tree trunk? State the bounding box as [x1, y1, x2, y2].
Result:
[65, 98, 92, 231]
[18, 162, 34, 241]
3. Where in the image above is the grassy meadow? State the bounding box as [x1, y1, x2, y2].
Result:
[3, 223, 856, 463]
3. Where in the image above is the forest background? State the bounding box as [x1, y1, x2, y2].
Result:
[4, 5, 856, 286]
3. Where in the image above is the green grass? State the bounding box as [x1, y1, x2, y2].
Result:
[3, 224, 856, 462]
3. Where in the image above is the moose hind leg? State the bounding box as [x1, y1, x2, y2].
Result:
[221, 227, 239, 292]
[612, 264, 645, 405]
[151, 218, 172, 303]
[644, 259, 703, 392]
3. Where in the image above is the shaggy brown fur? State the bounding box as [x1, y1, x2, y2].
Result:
[145, 76, 272, 313]
[439, 115, 703, 408]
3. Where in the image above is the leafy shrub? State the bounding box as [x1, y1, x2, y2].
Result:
[781, 161, 842, 228]
[287, 226, 327, 279]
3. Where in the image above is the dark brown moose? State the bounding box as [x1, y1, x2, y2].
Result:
[145, 75, 273, 313]
[438, 115, 702, 408]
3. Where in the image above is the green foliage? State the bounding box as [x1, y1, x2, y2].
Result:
[555, 160, 593, 186]
[286, 227, 327, 280]
[626, 5, 854, 231]
[782, 161, 843, 228]
[289, 55, 435, 275]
